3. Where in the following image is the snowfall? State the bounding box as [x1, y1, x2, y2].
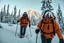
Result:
[0, 23, 64, 43]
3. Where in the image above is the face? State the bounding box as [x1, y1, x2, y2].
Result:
[23, 14, 28, 18]
[43, 11, 54, 19]
[45, 13, 49, 19]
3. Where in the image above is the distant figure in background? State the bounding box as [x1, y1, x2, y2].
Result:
[35, 10, 64, 43]
[17, 12, 31, 38]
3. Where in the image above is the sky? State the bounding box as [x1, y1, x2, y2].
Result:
[0, 0, 64, 16]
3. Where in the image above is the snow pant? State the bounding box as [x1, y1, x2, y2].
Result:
[20, 26, 27, 36]
[41, 35, 52, 43]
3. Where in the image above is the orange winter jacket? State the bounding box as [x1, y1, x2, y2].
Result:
[18, 17, 31, 26]
[37, 17, 63, 39]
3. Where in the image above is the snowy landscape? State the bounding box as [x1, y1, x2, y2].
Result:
[0, 23, 64, 43]
[0, 0, 64, 43]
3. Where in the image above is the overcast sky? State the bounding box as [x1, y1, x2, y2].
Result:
[0, 0, 64, 16]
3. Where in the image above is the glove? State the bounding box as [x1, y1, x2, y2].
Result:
[59, 39, 64, 43]
[35, 29, 40, 34]
[29, 24, 31, 27]
[17, 20, 19, 23]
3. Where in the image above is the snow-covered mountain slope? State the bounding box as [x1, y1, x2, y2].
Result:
[0, 23, 64, 43]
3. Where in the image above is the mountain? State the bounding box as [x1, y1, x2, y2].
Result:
[27, 9, 41, 25]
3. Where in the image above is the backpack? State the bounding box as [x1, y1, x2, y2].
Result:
[20, 17, 29, 24]
[41, 19, 55, 36]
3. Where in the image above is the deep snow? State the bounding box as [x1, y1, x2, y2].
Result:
[0, 23, 64, 43]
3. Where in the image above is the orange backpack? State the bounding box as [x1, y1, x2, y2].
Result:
[20, 17, 29, 24]
[41, 19, 55, 36]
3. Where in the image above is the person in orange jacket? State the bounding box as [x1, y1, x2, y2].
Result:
[17, 12, 31, 38]
[35, 10, 64, 43]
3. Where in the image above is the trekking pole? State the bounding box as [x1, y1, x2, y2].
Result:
[15, 23, 18, 36]
[29, 27, 32, 37]
[36, 34, 38, 43]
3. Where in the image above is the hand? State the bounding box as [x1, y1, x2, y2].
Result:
[17, 20, 19, 23]
[35, 29, 40, 34]
[29, 24, 31, 27]
[59, 39, 64, 43]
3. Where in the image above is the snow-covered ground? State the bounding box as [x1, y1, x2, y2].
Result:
[0, 23, 64, 43]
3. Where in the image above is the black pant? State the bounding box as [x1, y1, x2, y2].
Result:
[20, 26, 27, 36]
[41, 35, 52, 43]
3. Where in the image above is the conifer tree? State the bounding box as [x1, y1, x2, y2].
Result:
[41, 0, 53, 15]
[6, 4, 10, 23]
[13, 6, 17, 24]
[57, 3, 63, 24]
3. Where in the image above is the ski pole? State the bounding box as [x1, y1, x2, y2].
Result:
[29, 27, 32, 37]
[15, 23, 18, 36]
[36, 34, 38, 43]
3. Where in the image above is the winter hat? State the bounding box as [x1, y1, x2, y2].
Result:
[43, 10, 55, 19]
[23, 12, 28, 17]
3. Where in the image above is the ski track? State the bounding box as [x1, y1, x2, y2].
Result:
[0, 23, 64, 43]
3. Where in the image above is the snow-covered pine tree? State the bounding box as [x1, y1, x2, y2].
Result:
[13, 6, 17, 24]
[17, 9, 20, 20]
[14, 6, 16, 18]
[7, 4, 10, 23]
[4, 5, 6, 14]
[3, 5, 6, 22]
[0, 8, 4, 22]
[41, 0, 53, 15]
[10, 11, 14, 24]
[57, 3, 64, 33]
[5, 4, 10, 23]
[8, 14, 13, 26]
[57, 3, 63, 24]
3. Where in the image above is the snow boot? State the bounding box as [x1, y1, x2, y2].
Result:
[19, 35, 24, 38]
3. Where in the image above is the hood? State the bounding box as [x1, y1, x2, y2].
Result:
[42, 17, 54, 23]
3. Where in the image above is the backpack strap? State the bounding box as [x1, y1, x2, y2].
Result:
[51, 19, 55, 35]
